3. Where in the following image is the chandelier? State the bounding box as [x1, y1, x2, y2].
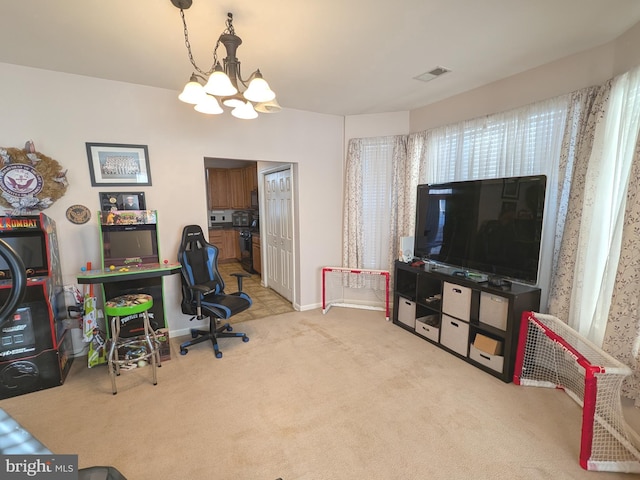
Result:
[171, 0, 280, 119]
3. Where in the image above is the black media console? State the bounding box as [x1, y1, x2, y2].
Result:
[393, 260, 541, 382]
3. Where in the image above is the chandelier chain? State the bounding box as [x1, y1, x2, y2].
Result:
[179, 8, 218, 77]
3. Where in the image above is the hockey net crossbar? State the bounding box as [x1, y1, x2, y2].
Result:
[514, 311, 640, 473]
[321, 267, 390, 320]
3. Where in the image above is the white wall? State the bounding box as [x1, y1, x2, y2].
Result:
[344, 112, 410, 140]
[0, 62, 344, 335]
[409, 21, 640, 133]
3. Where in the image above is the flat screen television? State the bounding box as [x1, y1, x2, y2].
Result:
[414, 175, 547, 284]
[102, 224, 159, 267]
[0, 233, 47, 278]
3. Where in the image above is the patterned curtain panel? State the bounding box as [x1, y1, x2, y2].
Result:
[547, 84, 611, 321]
[602, 66, 640, 406]
[343, 136, 401, 273]
[604, 136, 640, 406]
[389, 135, 414, 271]
[343, 138, 364, 269]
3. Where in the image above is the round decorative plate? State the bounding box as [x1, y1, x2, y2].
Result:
[66, 204, 91, 224]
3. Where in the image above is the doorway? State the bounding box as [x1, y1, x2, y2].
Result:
[203, 158, 296, 307]
[263, 166, 294, 302]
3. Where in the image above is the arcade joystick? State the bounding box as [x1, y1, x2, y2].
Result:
[109, 265, 115, 271]
[164, 259, 168, 265]
[80, 266, 86, 272]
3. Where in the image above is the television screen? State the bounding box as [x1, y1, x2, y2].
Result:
[414, 175, 547, 284]
[0, 234, 47, 277]
[102, 224, 159, 266]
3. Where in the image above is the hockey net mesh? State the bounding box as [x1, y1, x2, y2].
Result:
[514, 311, 640, 473]
[321, 267, 390, 319]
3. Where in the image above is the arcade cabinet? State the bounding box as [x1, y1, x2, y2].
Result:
[0, 213, 72, 399]
[98, 210, 168, 338]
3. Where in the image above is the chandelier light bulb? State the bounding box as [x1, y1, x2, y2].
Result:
[231, 101, 258, 120]
[194, 95, 224, 114]
[178, 75, 207, 104]
[204, 64, 238, 97]
[243, 71, 276, 103]
[254, 98, 282, 113]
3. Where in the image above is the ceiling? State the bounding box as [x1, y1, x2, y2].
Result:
[1, 0, 640, 116]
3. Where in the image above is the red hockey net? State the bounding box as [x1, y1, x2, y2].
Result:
[321, 267, 390, 320]
[514, 311, 640, 473]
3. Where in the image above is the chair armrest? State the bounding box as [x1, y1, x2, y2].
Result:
[189, 284, 213, 295]
[230, 272, 250, 291]
[188, 284, 213, 319]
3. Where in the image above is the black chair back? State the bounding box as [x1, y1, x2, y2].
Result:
[178, 225, 225, 314]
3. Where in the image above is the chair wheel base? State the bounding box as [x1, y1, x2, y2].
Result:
[243, 336, 250, 342]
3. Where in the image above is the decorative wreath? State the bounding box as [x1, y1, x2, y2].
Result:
[0, 141, 68, 215]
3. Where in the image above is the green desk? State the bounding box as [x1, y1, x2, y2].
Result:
[76, 262, 181, 338]
[76, 262, 181, 285]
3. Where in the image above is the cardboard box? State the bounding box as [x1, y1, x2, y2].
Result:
[469, 345, 504, 373]
[473, 333, 502, 356]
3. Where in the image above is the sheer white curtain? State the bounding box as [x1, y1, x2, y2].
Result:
[416, 97, 569, 304]
[420, 98, 568, 184]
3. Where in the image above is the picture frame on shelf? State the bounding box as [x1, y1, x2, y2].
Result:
[99, 192, 146, 212]
[86, 143, 152, 186]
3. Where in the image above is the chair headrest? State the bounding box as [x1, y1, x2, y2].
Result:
[181, 225, 205, 250]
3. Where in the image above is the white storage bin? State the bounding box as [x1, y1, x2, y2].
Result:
[440, 314, 469, 356]
[479, 292, 509, 331]
[469, 344, 504, 373]
[397, 297, 416, 328]
[415, 315, 440, 342]
[442, 282, 471, 321]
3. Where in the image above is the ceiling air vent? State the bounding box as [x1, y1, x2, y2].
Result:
[414, 66, 451, 83]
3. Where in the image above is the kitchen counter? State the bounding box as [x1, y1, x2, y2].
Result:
[209, 224, 258, 233]
[209, 223, 235, 230]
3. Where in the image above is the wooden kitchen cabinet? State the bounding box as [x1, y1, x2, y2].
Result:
[206, 165, 258, 210]
[252, 234, 261, 274]
[229, 168, 246, 209]
[233, 229, 241, 261]
[244, 164, 258, 205]
[208, 229, 239, 263]
[207, 168, 230, 209]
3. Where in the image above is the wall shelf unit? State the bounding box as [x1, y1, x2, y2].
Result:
[393, 260, 541, 382]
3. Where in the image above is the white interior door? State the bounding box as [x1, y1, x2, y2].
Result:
[265, 168, 293, 301]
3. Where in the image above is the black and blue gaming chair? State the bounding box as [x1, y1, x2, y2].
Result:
[178, 225, 250, 357]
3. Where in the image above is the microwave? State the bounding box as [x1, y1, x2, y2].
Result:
[232, 211, 251, 227]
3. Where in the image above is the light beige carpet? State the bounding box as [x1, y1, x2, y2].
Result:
[0, 308, 637, 479]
